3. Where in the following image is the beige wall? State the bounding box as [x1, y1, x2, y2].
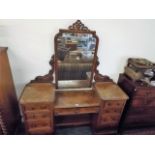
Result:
[0, 19, 155, 97]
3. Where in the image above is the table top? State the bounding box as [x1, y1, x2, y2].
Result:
[20, 83, 55, 103]
[95, 82, 128, 100]
[20, 82, 128, 105]
[55, 90, 100, 108]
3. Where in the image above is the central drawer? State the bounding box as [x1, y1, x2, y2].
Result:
[54, 106, 99, 116]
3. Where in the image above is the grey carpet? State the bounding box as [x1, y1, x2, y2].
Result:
[55, 126, 92, 135]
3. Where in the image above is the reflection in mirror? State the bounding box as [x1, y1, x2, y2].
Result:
[56, 32, 96, 88]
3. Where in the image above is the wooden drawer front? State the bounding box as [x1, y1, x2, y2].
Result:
[148, 90, 155, 98]
[124, 114, 155, 128]
[28, 127, 52, 134]
[134, 89, 149, 97]
[131, 97, 155, 107]
[147, 97, 155, 106]
[131, 97, 146, 107]
[102, 107, 123, 115]
[100, 114, 120, 127]
[132, 97, 155, 107]
[55, 107, 99, 116]
[26, 119, 51, 129]
[24, 110, 50, 120]
[104, 101, 124, 109]
[23, 104, 50, 111]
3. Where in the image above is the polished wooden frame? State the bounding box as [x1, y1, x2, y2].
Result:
[54, 20, 99, 88]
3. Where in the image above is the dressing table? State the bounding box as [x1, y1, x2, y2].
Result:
[20, 20, 128, 134]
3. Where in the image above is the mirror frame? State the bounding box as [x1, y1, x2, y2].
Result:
[30, 20, 113, 85]
[54, 20, 99, 89]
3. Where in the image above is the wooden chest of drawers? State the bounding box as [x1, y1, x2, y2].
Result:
[118, 74, 155, 131]
[20, 83, 55, 134]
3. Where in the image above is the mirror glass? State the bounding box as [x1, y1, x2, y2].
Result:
[56, 32, 97, 89]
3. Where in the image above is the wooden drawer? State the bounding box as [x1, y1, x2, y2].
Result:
[134, 89, 149, 97]
[104, 101, 124, 109]
[147, 97, 155, 106]
[23, 104, 50, 111]
[55, 106, 99, 116]
[132, 97, 155, 107]
[100, 114, 120, 127]
[26, 118, 51, 129]
[101, 114, 120, 122]
[24, 110, 51, 120]
[148, 90, 155, 98]
[124, 114, 155, 128]
[28, 127, 52, 134]
[102, 107, 123, 114]
[132, 97, 149, 107]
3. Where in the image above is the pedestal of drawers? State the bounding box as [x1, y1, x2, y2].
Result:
[20, 83, 55, 135]
[93, 100, 126, 134]
[22, 103, 53, 134]
[93, 82, 128, 134]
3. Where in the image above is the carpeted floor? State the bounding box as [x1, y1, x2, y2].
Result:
[55, 126, 92, 135]
[17, 124, 155, 135]
[55, 126, 155, 135]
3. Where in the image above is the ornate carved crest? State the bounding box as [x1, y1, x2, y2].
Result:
[68, 20, 91, 32]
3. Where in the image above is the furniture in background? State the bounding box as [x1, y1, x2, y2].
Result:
[19, 20, 128, 135]
[118, 74, 155, 132]
[0, 47, 21, 134]
[118, 58, 155, 133]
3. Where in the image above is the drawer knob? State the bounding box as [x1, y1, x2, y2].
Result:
[75, 104, 79, 107]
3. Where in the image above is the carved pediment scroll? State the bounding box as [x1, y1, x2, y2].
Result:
[68, 20, 91, 32]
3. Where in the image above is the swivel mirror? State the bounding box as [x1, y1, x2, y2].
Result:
[30, 20, 111, 85]
[54, 20, 99, 89]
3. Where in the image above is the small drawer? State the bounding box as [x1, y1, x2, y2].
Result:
[102, 108, 123, 114]
[24, 110, 51, 120]
[26, 119, 51, 129]
[104, 101, 124, 109]
[101, 114, 120, 122]
[55, 107, 99, 116]
[23, 104, 50, 111]
[100, 120, 118, 127]
[28, 127, 52, 134]
[100, 114, 120, 127]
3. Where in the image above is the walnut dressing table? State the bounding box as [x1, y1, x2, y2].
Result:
[19, 20, 128, 134]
